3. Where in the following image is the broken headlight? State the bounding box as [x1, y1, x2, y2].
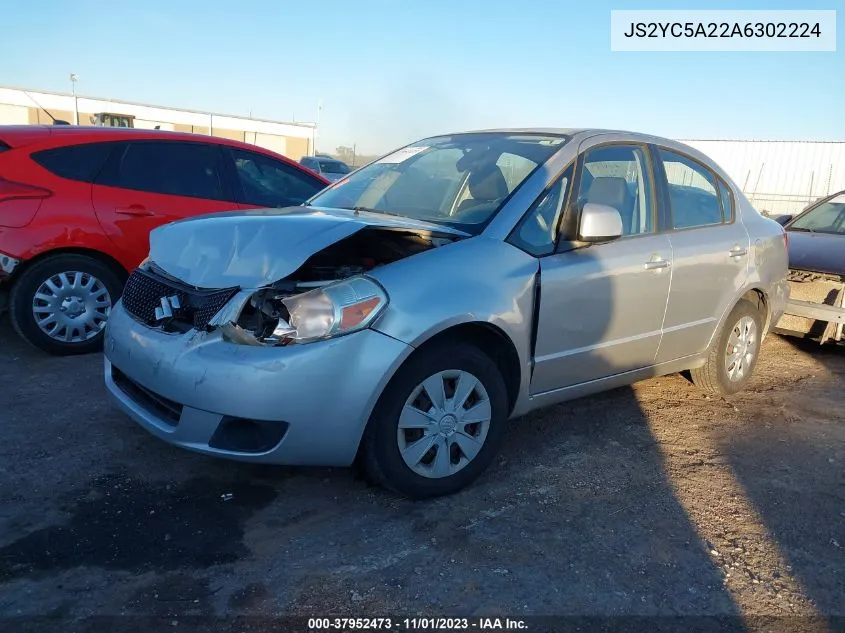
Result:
[243, 276, 385, 345]
[230, 277, 388, 346]
[284, 276, 388, 343]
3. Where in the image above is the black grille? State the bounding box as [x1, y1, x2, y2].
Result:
[112, 366, 182, 426]
[121, 268, 238, 331]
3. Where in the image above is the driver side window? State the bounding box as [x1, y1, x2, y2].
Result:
[578, 144, 654, 236]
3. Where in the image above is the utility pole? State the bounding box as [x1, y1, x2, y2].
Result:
[70, 73, 79, 125]
[313, 99, 323, 157]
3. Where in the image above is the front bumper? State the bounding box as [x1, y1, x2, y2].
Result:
[104, 303, 413, 466]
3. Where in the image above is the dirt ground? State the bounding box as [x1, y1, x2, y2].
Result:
[0, 316, 843, 633]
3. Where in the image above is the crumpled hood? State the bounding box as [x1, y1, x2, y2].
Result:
[148, 206, 468, 289]
[787, 230, 845, 276]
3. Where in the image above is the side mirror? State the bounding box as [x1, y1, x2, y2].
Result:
[578, 202, 623, 242]
[771, 214, 793, 226]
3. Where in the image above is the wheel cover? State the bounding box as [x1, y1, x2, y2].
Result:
[725, 315, 758, 383]
[31, 271, 112, 343]
[396, 369, 492, 479]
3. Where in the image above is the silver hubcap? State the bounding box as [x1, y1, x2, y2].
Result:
[725, 315, 758, 382]
[32, 271, 112, 343]
[397, 369, 492, 479]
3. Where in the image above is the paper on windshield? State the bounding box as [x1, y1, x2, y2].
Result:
[377, 146, 429, 164]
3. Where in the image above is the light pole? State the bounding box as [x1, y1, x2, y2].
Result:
[312, 99, 322, 156]
[69, 74, 79, 125]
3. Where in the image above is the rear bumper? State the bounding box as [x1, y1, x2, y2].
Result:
[768, 278, 790, 333]
[776, 273, 845, 343]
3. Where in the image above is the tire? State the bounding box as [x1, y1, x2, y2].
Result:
[10, 254, 124, 356]
[360, 340, 509, 499]
[690, 299, 763, 396]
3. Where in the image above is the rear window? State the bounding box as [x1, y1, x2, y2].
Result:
[32, 143, 115, 183]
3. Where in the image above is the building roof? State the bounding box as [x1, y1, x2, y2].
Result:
[0, 84, 312, 129]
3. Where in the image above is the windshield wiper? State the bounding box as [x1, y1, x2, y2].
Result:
[789, 227, 814, 233]
[349, 206, 406, 218]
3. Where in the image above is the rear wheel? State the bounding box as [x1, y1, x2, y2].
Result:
[360, 341, 509, 499]
[690, 299, 763, 396]
[10, 254, 124, 356]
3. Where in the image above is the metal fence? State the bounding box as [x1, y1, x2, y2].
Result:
[680, 139, 845, 216]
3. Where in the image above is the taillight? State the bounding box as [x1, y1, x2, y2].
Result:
[783, 229, 789, 250]
[0, 178, 52, 203]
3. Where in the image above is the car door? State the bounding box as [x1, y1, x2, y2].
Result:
[91, 140, 236, 269]
[227, 148, 327, 209]
[652, 147, 751, 363]
[529, 139, 673, 394]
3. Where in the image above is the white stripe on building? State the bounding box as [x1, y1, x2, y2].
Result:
[0, 86, 317, 160]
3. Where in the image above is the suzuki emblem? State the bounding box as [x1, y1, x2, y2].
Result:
[154, 295, 181, 321]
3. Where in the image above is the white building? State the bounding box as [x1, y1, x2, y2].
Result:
[681, 139, 845, 216]
[0, 86, 317, 160]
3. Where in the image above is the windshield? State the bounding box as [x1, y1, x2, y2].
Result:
[307, 132, 568, 233]
[790, 197, 845, 235]
[319, 161, 350, 174]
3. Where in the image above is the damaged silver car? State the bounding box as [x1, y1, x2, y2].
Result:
[104, 129, 789, 498]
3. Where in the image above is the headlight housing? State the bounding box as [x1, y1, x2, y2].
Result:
[281, 276, 388, 343]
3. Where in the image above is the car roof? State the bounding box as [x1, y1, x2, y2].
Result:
[433, 128, 729, 176]
[0, 125, 330, 182]
[0, 125, 271, 151]
[437, 127, 689, 145]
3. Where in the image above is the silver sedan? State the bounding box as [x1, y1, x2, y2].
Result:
[104, 129, 789, 498]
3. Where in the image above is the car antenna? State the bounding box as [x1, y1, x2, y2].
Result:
[21, 90, 69, 125]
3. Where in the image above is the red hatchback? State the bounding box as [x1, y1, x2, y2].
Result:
[0, 126, 330, 355]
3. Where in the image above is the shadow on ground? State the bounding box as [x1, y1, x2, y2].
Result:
[717, 337, 844, 622]
[6, 320, 839, 630]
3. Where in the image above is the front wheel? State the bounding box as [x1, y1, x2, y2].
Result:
[690, 299, 763, 396]
[10, 254, 124, 356]
[360, 341, 509, 499]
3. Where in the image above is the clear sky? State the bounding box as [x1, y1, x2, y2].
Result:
[1, 0, 841, 154]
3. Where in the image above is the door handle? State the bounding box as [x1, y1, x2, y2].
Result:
[644, 258, 670, 270]
[115, 204, 154, 216]
[729, 246, 748, 258]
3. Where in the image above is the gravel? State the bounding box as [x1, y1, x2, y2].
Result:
[0, 319, 842, 631]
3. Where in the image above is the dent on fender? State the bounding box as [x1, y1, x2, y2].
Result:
[369, 237, 539, 349]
